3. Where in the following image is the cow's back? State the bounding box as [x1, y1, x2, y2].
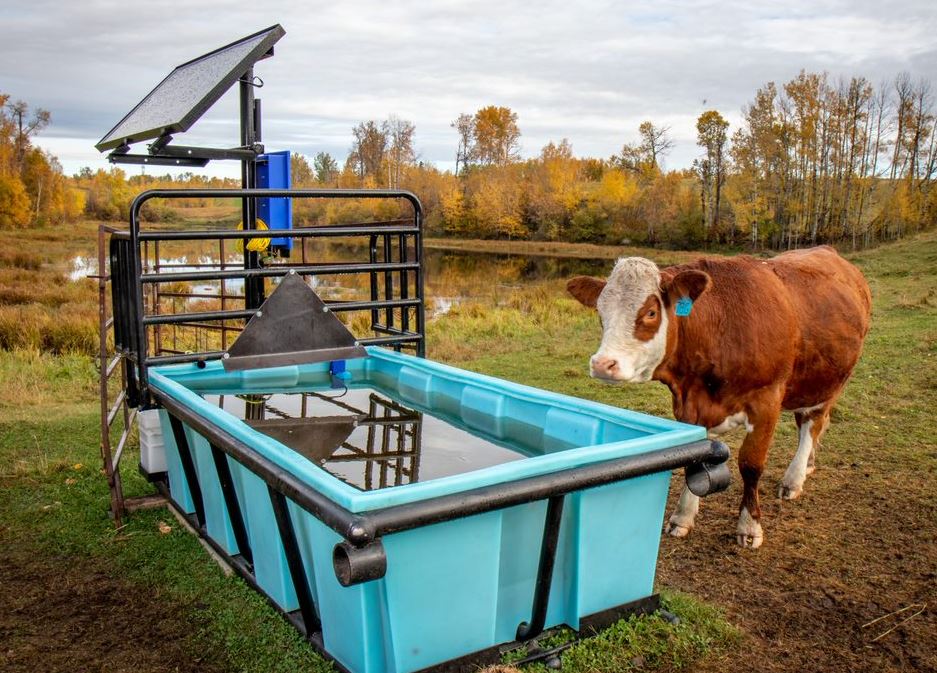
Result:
[768, 246, 872, 409]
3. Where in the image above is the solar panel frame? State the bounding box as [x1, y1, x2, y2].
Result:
[96, 24, 285, 152]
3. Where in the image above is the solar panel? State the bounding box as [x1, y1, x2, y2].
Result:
[96, 24, 285, 152]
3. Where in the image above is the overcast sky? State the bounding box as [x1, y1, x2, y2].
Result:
[2, 0, 935, 178]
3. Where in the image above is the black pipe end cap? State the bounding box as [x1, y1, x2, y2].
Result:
[333, 540, 386, 587]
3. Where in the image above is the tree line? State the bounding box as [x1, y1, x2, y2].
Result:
[288, 73, 936, 249]
[0, 95, 84, 227]
[2, 71, 935, 251]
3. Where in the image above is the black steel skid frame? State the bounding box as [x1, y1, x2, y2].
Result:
[104, 186, 732, 671]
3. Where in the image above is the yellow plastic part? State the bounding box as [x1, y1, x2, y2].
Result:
[236, 218, 271, 253]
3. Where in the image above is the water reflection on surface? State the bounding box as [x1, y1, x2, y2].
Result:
[71, 242, 610, 312]
[205, 387, 529, 491]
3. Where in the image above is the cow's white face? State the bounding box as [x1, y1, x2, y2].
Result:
[591, 258, 667, 382]
[567, 257, 711, 383]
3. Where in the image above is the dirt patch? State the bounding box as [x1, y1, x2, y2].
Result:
[0, 528, 224, 673]
[658, 448, 937, 673]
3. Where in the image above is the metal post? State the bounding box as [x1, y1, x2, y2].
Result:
[168, 415, 206, 528]
[211, 444, 253, 566]
[98, 225, 124, 525]
[516, 495, 565, 641]
[268, 486, 321, 633]
[240, 67, 264, 311]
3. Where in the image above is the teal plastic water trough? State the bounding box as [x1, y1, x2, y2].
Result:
[148, 347, 725, 673]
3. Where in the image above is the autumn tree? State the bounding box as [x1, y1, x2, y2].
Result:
[613, 121, 673, 176]
[638, 121, 674, 170]
[5, 98, 50, 170]
[0, 92, 78, 227]
[313, 152, 338, 184]
[695, 110, 729, 240]
[526, 139, 582, 239]
[290, 153, 314, 186]
[472, 106, 521, 166]
[383, 115, 416, 188]
[349, 120, 387, 183]
[451, 113, 474, 175]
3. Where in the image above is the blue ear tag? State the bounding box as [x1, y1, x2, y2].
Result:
[675, 296, 693, 317]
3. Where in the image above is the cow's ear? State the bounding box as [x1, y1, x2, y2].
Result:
[661, 269, 711, 303]
[566, 276, 606, 308]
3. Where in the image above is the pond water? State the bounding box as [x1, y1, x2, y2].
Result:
[70, 243, 612, 315]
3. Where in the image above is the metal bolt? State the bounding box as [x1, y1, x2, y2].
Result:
[289, 269, 296, 275]
[322, 306, 330, 313]
[255, 310, 263, 318]
[222, 353, 230, 359]
[354, 341, 360, 347]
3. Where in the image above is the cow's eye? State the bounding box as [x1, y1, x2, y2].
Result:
[646, 310, 656, 319]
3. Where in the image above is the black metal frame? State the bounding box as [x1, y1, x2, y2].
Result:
[109, 188, 426, 404]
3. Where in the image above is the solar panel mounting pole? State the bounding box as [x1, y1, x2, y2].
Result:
[240, 66, 266, 310]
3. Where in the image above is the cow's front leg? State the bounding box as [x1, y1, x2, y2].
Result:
[666, 483, 699, 537]
[736, 393, 782, 549]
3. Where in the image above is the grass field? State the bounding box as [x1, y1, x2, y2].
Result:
[1, 223, 935, 672]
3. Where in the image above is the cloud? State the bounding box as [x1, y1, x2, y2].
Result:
[3, 0, 934, 177]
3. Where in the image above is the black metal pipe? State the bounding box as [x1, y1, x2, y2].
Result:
[369, 235, 380, 330]
[140, 261, 420, 283]
[359, 440, 720, 542]
[155, 391, 723, 552]
[155, 482, 350, 673]
[142, 298, 424, 326]
[268, 486, 321, 633]
[516, 495, 565, 641]
[240, 66, 264, 312]
[210, 443, 253, 566]
[168, 415, 206, 528]
[332, 540, 387, 587]
[142, 332, 422, 366]
[382, 234, 394, 331]
[138, 224, 419, 241]
[129, 188, 424, 219]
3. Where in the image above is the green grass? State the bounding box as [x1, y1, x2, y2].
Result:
[0, 356, 332, 673]
[2, 229, 935, 672]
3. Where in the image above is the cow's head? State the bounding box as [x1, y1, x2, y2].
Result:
[567, 258, 710, 382]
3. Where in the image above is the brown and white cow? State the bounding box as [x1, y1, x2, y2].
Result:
[567, 246, 871, 548]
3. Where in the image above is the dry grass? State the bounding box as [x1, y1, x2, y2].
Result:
[424, 237, 703, 265]
[0, 249, 43, 270]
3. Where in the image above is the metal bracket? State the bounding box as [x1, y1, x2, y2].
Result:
[223, 271, 368, 371]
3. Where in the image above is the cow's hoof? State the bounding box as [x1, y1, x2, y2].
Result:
[736, 508, 763, 549]
[666, 522, 692, 538]
[665, 513, 694, 538]
[778, 483, 804, 500]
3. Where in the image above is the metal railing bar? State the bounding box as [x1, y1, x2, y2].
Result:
[105, 355, 122, 378]
[141, 261, 420, 283]
[106, 390, 127, 426]
[139, 224, 418, 241]
[112, 423, 133, 467]
[144, 299, 423, 326]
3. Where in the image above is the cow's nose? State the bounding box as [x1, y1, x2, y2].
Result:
[591, 355, 619, 378]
